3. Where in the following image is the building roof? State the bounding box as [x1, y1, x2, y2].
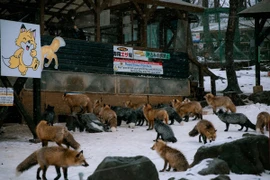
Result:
[238, 0, 270, 18]
[133, 0, 205, 13]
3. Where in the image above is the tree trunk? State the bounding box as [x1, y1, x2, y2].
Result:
[202, 0, 214, 60]
[223, 0, 242, 93]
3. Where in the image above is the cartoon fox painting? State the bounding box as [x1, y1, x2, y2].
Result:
[2, 24, 40, 75]
[151, 139, 189, 172]
[256, 111, 270, 134]
[62, 93, 93, 114]
[189, 119, 217, 144]
[41, 36, 66, 69]
[36, 120, 80, 150]
[143, 103, 169, 130]
[16, 146, 89, 180]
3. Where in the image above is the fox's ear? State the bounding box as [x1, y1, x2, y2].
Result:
[20, 24, 26, 32]
[31, 29, 36, 38]
[76, 150, 83, 158]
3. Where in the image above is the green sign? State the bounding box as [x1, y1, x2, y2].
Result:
[145, 51, 170, 60]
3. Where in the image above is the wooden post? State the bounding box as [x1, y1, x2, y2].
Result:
[254, 17, 260, 86]
[0, 76, 37, 138]
[95, 0, 101, 42]
[40, 0, 45, 35]
[33, 78, 41, 126]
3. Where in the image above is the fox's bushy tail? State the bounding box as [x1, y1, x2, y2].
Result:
[247, 119, 256, 130]
[167, 136, 177, 143]
[50, 36, 66, 52]
[63, 130, 80, 150]
[16, 151, 38, 176]
[188, 125, 199, 137]
[229, 104, 236, 113]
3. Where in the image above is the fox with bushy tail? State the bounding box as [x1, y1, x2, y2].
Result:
[189, 119, 216, 144]
[154, 118, 177, 143]
[36, 120, 80, 150]
[256, 111, 270, 134]
[16, 146, 88, 180]
[215, 109, 255, 132]
[151, 139, 189, 172]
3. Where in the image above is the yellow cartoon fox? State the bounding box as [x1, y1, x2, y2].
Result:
[2, 24, 40, 75]
[41, 36, 66, 69]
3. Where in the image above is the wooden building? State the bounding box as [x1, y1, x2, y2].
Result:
[0, 0, 218, 135]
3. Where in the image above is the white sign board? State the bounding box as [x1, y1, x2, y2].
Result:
[0, 19, 42, 78]
[133, 50, 149, 61]
[113, 58, 163, 75]
[0, 87, 14, 106]
[113, 45, 133, 59]
[192, 33, 200, 43]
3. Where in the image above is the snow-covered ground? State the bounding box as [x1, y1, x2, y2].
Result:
[1, 65, 270, 180]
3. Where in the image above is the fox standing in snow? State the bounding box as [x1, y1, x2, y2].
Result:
[215, 109, 255, 132]
[171, 98, 202, 122]
[154, 118, 177, 143]
[256, 111, 270, 134]
[204, 93, 236, 113]
[151, 139, 189, 172]
[189, 119, 216, 144]
[62, 93, 93, 114]
[143, 103, 169, 130]
[16, 146, 89, 180]
[41, 36, 66, 69]
[36, 120, 80, 150]
[98, 104, 117, 132]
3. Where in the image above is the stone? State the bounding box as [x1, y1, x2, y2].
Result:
[87, 156, 159, 180]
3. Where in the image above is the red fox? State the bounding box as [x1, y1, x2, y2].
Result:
[189, 119, 217, 144]
[41, 36, 66, 69]
[151, 139, 189, 172]
[36, 120, 80, 150]
[171, 99, 202, 122]
[204, 93, 236, 113]
[93, 99, 103, 116]
[124, 100, 144, 109]
[16, 146, 89, 180]
[256, 111, 270, 134]
[143, 103, 169, 130]
[62, 93, 93, 114]
[98, 104, 117, 132]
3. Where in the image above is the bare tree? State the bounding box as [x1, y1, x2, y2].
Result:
[202, 0, 214, 59]
[223, 0, 242, 93]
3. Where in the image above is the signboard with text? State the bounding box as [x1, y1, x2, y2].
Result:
[0, 87, 14, 106]
[133, 50, 149, 61]
[113, 58, 163, 75]
[145, 51, 170, 60]
[113, 45, 133, 59]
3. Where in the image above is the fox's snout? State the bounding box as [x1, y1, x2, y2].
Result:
[82, 160, 89, 167]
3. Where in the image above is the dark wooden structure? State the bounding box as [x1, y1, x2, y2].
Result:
[0, 0, 219, 138]
[238, 0, 270, 88]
